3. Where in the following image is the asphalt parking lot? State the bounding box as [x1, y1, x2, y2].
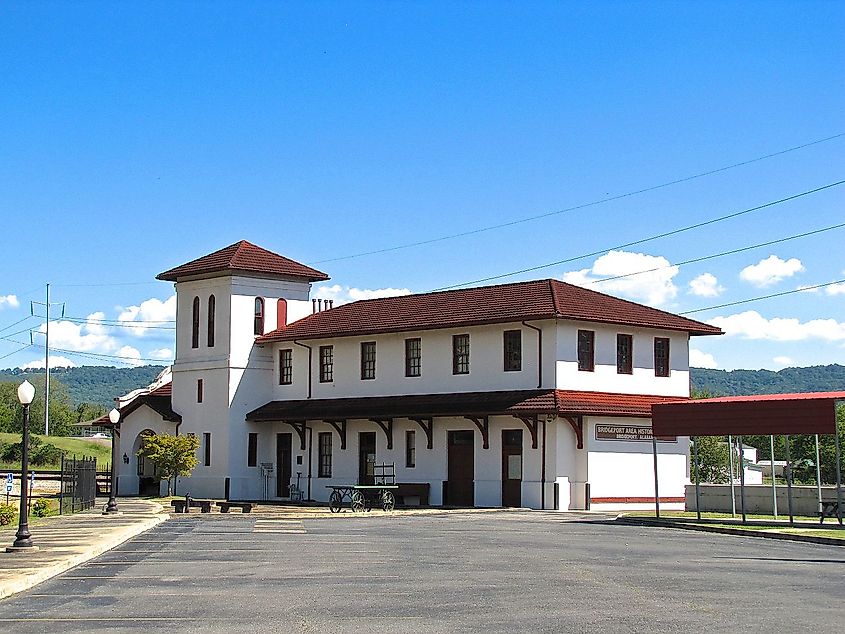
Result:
[0, 510, 842, 633]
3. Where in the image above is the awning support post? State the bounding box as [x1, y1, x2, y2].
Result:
[652, 435, 660, 519]
[785, 434, 794, 526]
[727, 434, 736, 518]
[693, 436, 701, 521]
[737, 435, 747, 523]
[770, 435, 778, 520]
[835, 424, 843, 524]
[815, 434, 823, 517]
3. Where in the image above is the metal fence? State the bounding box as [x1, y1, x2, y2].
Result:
[59, 454, 98, 514]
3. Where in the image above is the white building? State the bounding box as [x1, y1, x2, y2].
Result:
[113, 240, 722, 510]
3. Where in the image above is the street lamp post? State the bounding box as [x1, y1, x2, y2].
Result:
[8, 380, 36, 551]
[104, 408, 120, 514]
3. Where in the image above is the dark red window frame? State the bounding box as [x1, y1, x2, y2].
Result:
[617, 334, 633, 375]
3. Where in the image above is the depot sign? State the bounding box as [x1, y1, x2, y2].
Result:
[595, 424, 676, 443]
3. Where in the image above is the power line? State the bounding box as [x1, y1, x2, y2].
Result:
[62, 315, 175, 325]
[2, 337, 173, 365]
[0, 343, 32, 362]
[432, 179, 845, 291]
[0, 315, 36, 335]
[680, 279, 845, 315]
[312, 132, 845, 264]
[588, 221, 845, 285]
[61, 317, 176, 330]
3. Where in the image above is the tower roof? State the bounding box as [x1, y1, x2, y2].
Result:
[157, 240, 330, 283]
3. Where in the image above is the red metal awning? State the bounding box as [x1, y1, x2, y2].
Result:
[651, 391, 845, 436]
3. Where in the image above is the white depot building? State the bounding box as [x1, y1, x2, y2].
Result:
[112, 240, 722, 510]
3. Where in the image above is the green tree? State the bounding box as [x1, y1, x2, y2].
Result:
[690, 436, 730, 483]
[138, 433, 200, 496]
[0, 375, 77, 436]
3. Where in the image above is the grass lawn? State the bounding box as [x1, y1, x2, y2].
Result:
[0, 432, 112, 470]
[624, 510, 845, 540]
[626, 510, 827, 523]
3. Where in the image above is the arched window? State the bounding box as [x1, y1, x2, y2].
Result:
[207, 295, 216, 347]
[277, 298, 287, 330]
[254, 297, 265, 336]
[191, 296, 200, 349]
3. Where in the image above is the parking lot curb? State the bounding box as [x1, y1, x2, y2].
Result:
[615, 516, 845, 547]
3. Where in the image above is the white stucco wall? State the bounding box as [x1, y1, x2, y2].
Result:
[267, 321, 556, 401]
[585, 417, 689, 510]
[555, 322, 690, 396]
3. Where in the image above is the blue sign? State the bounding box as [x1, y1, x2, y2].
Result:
[5, 472, 12, 493]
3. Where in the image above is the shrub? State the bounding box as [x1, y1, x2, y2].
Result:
[0, 503, 15, 526]
[31, 498, 51, 518]
[31, 444, 62, 466]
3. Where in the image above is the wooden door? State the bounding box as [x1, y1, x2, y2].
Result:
[359, 432, 376, 485]
[447, 430, 474, 506]
[276, 433, 292, 497]
[501, 429, 523, 507]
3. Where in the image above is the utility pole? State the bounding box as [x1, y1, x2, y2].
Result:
[30, 283, 65, 436]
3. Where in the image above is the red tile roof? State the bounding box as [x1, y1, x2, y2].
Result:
[246, 389, 686, 421]
[157, 240, 329, 282]
[257, 278, 721, 343]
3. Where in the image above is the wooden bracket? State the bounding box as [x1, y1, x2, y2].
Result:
[411, 417, 434, 450]
[465, 416, 489, 449]
[326, 419, 347, 450]
[562, 415, 584, 449]
[371, 418, 394, 450]
[283, 421, 307, 450]
[516, 415, 539, 449]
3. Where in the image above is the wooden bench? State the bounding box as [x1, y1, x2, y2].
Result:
[217, 501, 254, 513]
[396, 483, 430, 507]
[171, 498, 213, 513]
[819, 499, 843, 525]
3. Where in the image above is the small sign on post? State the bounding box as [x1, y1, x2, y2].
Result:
[5, 472, 12, 505]
[28, 471, 35, 514]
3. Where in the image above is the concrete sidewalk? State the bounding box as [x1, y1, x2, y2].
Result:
[0, 498, 168, 600]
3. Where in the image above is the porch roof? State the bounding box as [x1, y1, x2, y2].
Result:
[245, 389, 685, 422]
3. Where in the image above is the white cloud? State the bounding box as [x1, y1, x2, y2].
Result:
[39, 312, 115, 352]
[561, 250, 679, 306]
[118, 294, 177, 337]
[708, 310, 845, 341]
[314, 285, 412, 305]
[773, 356, 793, 366]
[0, 294, 19, 310]
[739, 255, 804, 287]
[826, 282, 845, 296]
[117, 345, 143, 366]
[689, 348, 718, 369]
[688, 273, 725, 298]
[19, 356, 77, 370]
[148, 347, 174, 360]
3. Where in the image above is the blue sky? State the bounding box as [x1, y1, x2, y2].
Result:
[0, 1, 843, 372]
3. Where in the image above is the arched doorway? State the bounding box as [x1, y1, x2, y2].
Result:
[133, 429, 160, 496]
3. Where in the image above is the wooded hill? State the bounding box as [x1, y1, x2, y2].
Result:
[1, 363, 843, 407]
[0, 365, 166, 408]
[690, 364, 845, 396]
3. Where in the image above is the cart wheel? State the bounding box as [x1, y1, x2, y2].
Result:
[351, 490, 365, 513]
[329, 490, 342, 513]
[381, 490, 395, 512]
